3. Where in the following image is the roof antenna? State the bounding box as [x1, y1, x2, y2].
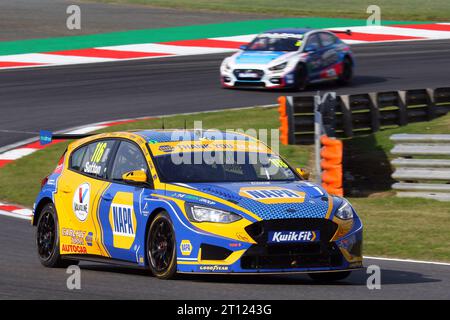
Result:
[161, 119, 165, 130]
[184, 119, 187, 130]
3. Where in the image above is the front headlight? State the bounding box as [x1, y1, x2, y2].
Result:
[185, 204, 242, 223]
[269, 62, 287, 71]
[335, 199, 354, 220]
[222, 60, 231, 71]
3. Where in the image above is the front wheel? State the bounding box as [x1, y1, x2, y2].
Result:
[308, 271, 351, 282]
[294, 64, 308, 91]
[337, 57, 353, 85]
[36, 203, 75, 268]
[147, 212, 177, 279]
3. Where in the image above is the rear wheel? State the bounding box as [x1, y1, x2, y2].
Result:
[308, 271, 351, 282]
[147, 212, 177, 279]
[337, 57, 353, 85]
[294, 64, 308, 91]
[36, 203, 75, 268]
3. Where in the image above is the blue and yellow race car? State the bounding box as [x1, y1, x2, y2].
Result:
[33, 129, 362, 280]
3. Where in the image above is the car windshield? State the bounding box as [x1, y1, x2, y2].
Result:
[153, 151, 300, 183]
[246, 33, 304, 52]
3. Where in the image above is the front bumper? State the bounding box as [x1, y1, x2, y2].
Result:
[220, 68, 296, 89]
[176, 218, 363, 274]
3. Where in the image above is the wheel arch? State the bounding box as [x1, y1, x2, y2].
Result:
[33, 197, 53, 226]
[343, 53, 354, 66]
[143, 207, 168, 266]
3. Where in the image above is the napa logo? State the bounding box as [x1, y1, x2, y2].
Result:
[239, 187, 306, 204]
[72, 183, 90, 222]
[180, 240, 192, 256]
[268, 231, 319, 243]
[109, 192, 137, 250]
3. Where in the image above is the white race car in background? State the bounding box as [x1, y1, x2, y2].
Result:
[220, 28, 354, 91]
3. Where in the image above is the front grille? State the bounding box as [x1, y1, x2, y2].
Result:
[241, 219, 342, 269]
[234, 81, 265, 88]
[233, 69, 264, 80]
[200, 244, 233, 260]
[245, 218, 338, 244]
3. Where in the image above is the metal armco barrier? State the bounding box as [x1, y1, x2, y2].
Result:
[390, 134, 450, 201]
[278, 87, 450, 145]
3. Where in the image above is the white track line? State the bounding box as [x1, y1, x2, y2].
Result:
[0, 53, 115, 65]
[364, 255, 450, 266]
[330, 25, 450, 39]
[98, 43, 235, 55]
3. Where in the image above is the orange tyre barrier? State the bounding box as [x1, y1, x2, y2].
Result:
[320, 135, 344, 196]
[278, 96, 289, 145]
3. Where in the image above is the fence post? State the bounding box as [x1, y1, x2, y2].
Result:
[338, 95, 353, 137]
[397, 90, 408, 126]
[368, 92, 381, 132]
[426, 88, 437, 120]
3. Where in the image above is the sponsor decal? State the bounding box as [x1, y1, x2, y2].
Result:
[229, 243, 242, 248]
[109, 192, 137, 249]
[268, 230, 319, 243]
[199, 265, 229, 272]
[239, 187, 305, 204]
[85, 232, 93, 246]
[72, 183, 90, 221]
[61, 244, 87, 254]
[158, 145, 175, 153]
[62, 228, 87, 245]
[236, 232, 251, 242]
[180, 240, 193, 256]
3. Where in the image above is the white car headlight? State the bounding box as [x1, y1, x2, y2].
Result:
[221, 60, 231, 71]
[269, 62, 287, 71]
[186, 204, 242, 223]
[335, 199, 354, 220]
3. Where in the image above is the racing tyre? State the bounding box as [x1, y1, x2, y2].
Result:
[147, 211, 177, 279]
[294, 64, 308, 91]
[337, 57, 353, 85]
[308, 271, 351, 282]
[36, 203, 75, 268]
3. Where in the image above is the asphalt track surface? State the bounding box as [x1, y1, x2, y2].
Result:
[1, 214, 450, 299]
[1, 39, 450, 149]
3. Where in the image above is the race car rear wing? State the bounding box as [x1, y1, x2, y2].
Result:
[39, 130, 95, 145]
[329, 29, 352, 36]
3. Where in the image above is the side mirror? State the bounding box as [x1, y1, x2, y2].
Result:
[122, 170, 148, 184]
[239, 44, 248, 50]
[296, 168, 310, 180]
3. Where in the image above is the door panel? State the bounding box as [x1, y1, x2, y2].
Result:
[55, 169, 109, 256]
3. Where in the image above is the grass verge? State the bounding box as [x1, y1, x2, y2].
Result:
[92, 0, 450, 21]
[1, 107, 449, 262]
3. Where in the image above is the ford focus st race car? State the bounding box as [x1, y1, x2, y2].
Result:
[33, 130, 362, 280]
[220, 28, 354, 90]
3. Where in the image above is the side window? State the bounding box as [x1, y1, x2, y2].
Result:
[111, 141, 148, 181]
[319, 32, 337, 47]
[70, 146, 86, 171]
[71, 140, 115, 179]
[305, 33, 321, 51]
